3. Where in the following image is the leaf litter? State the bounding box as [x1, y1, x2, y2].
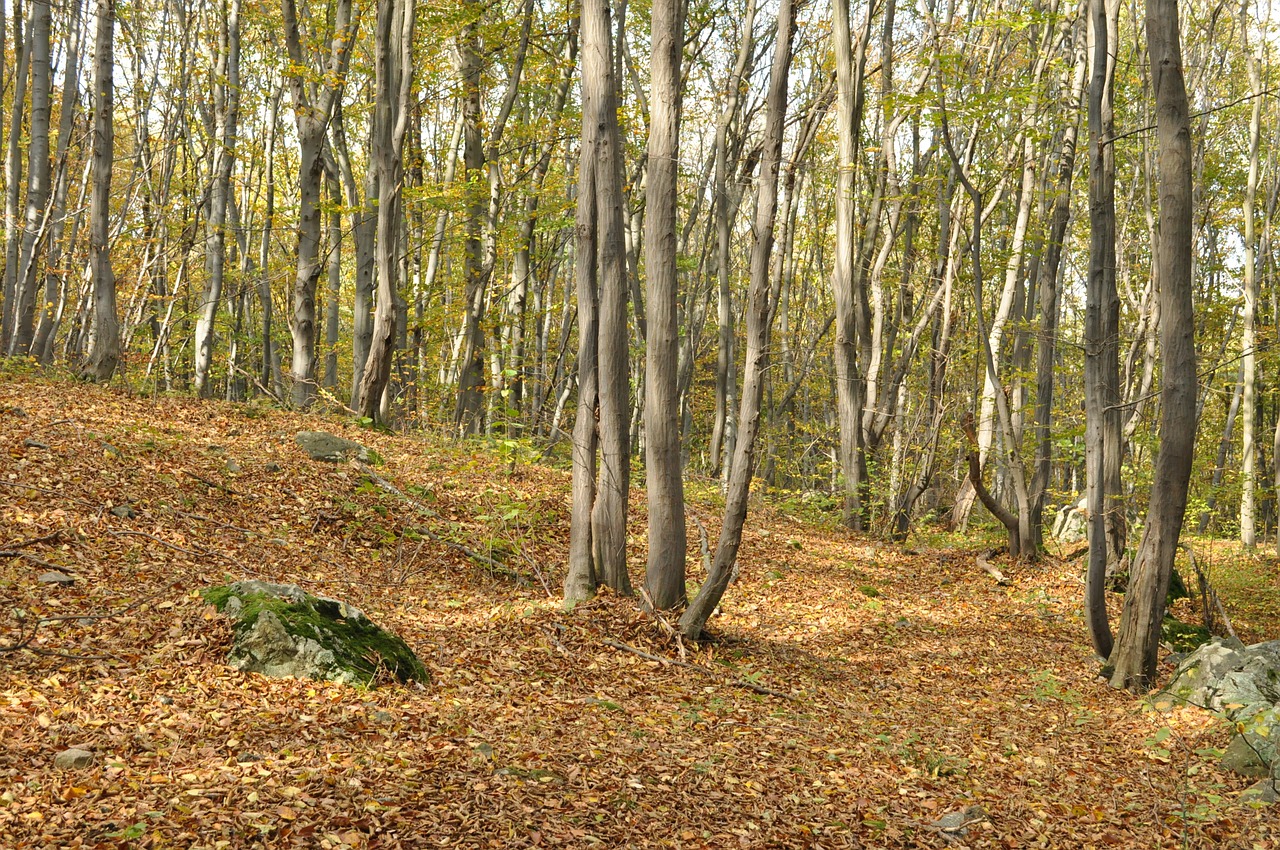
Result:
[0, 374, 1276, 848]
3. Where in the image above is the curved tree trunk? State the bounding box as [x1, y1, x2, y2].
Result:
[1106, 0, 1195, 692]
[81, 0, 120, 382]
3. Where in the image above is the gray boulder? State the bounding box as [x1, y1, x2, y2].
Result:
[202, 581, 426, 686]
[1052, 496, 1088, 544]
[295, 431, 382, 464]
[1161, 638, 1280, 780]
[54, 748, 94, 770]
[1240, 779, 1278, 806]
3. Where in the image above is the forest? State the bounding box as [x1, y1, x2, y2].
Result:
[2, 0, 1280, 844]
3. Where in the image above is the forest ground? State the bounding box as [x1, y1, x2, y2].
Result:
[1, 369, 1278, 849]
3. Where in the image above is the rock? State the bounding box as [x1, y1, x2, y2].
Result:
[1222, 734, 1270, 779]
[225, 458, 242, 474]
[295, 431, 381, 464]
[38, 571, 74, 587]
[1239, 779, 1279, 806]
[1161, 638, 1280, 779]
[101, 442, 122, 458]
[1052, 496, 1088, 544]
[23, 438, 48, 449]
[54, 748, 94, 770]
[202, 581, 427, 686]
[372, 710, 394, 724]
[110, 504, 136, 519]
[264, 462, 282, 472]
[157, 695, 173, 706]
[928, 805, 986, 837]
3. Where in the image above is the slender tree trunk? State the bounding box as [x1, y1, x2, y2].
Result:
[643, 0, 687, 610]
[8, 0, 50, 355]
[1107, 0, 1195, 691]
[1084, 0, 1119, 657]
[1240, 17, 1262, 548]
[32, 0, 83, 362]
[193, 0, 240, 396]
[81, 0, 119, 381]
[323, 171, 342, 390]
[281, 0, 354, 408]
[2, 0, 30, 353]
[680, 0, 794, 639]
[452, 1, 487, 433]
[357, 0, 414, 420]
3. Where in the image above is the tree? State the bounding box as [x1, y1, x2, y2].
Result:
[565, 0, 633, 604]
[680, 0, 795, 639]
[1106, 0, 1195, 692]
[81, 0, 120, 381]
[193, 0, 241, 397]
[643, 0, 687, 611]
[356, 0, 415, 420]
[281, 0, 355, 408]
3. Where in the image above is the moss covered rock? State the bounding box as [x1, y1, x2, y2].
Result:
[202, 581, 426, 686]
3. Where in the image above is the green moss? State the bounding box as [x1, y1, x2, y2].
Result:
[202, 584, 427, 685]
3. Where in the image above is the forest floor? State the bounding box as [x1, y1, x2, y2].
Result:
[2, 370, 1278, 849]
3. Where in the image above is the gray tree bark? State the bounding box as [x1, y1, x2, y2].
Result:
[81, 0, 120, 381]
[1106, 0, 1195, 691]
[643, 0, 687, 611]
[680, 0, 794, 639]
[8, 0, 49, 355]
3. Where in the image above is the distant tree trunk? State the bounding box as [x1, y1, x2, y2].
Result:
[258, 84, 283, 396]
[331, 100, 377, 410]
[81, 0, 119, 381]
[323, 170, 342, 391]
[9, 0, 50, 356]
[356, 0, 415, 421]
[1084, 0, 1119, 658]
[2, 0, 30, 353]
[32, 0, 83, 362]
[643, 0, 687, 611]
[1239, 16, 1262, 549]
[452, 0, 487, 434]
[708, 0, 755, 477]
[281, 0, 355, 408]
[1106, 0, 1195, 691]
[831, 0, 872, 529]
[193, 0, 241, 397]
[680, 0, 794, 639]
[565, 0, 633, 604]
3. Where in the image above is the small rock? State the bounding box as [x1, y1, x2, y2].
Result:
[225, 458, 242, 474]
[54, 748, 94, 770]
[264, 462, 282, 473]
[101, 442, 122, 458]
[157, 695, 173, 706]
[110, 504, 136, 519]
[295, 431, 380, 464]
[1239, 779, 1278, 805]
[929, 804, 986, 836]
[3, 406, 27, 418]
[236, 753, 264, 763]
[23, 438, 48, 449]
[38, 571, 74, 587]
[372, 710, 394, 724]
[1222, 735, 1270, 778]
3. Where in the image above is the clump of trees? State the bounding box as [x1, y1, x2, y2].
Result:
[0, 0, 1271, 689]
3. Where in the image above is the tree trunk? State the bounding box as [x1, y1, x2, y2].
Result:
[357, 0, 414, 421]
[2, 0, 30, 353]
[80, 0, 119, 381]
[8, 0, 50, 356]
[1106, 0, 1195, 692]
[281, 0, 354, 408]
[680, 0, 794, 639]
[1239, 15, 1262, 548]
[643, 0, 687, 611]
[193, 0, 240, 397]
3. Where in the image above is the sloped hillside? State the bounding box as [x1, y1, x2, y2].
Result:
[0, 372, 1275, 848]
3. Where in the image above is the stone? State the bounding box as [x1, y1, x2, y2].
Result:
[23, 438, 48, 449]
[372, 710, 394, 724]
[264, 462, 282, 473]
[202, 581, 427, 686]
[1161, 638, 1280, 779]
[295, 431, 381, 464]
[54, 748, 94, 770]
[110, 504, 136, 519]
[38, 571, 74, 587]
[1222, 734, 1270, 779]
[1052, 496, 1088, 544]
[1239, 779, 1278, 806]
[225, 458, 242, 474]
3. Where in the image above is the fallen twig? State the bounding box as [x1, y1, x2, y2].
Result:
[601, 637, 793, 700]
[976, 548, 1010, 586]
[0, 530, 63, 551]
[182, 470, 246, 498]
[0, 479, 102, 511]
